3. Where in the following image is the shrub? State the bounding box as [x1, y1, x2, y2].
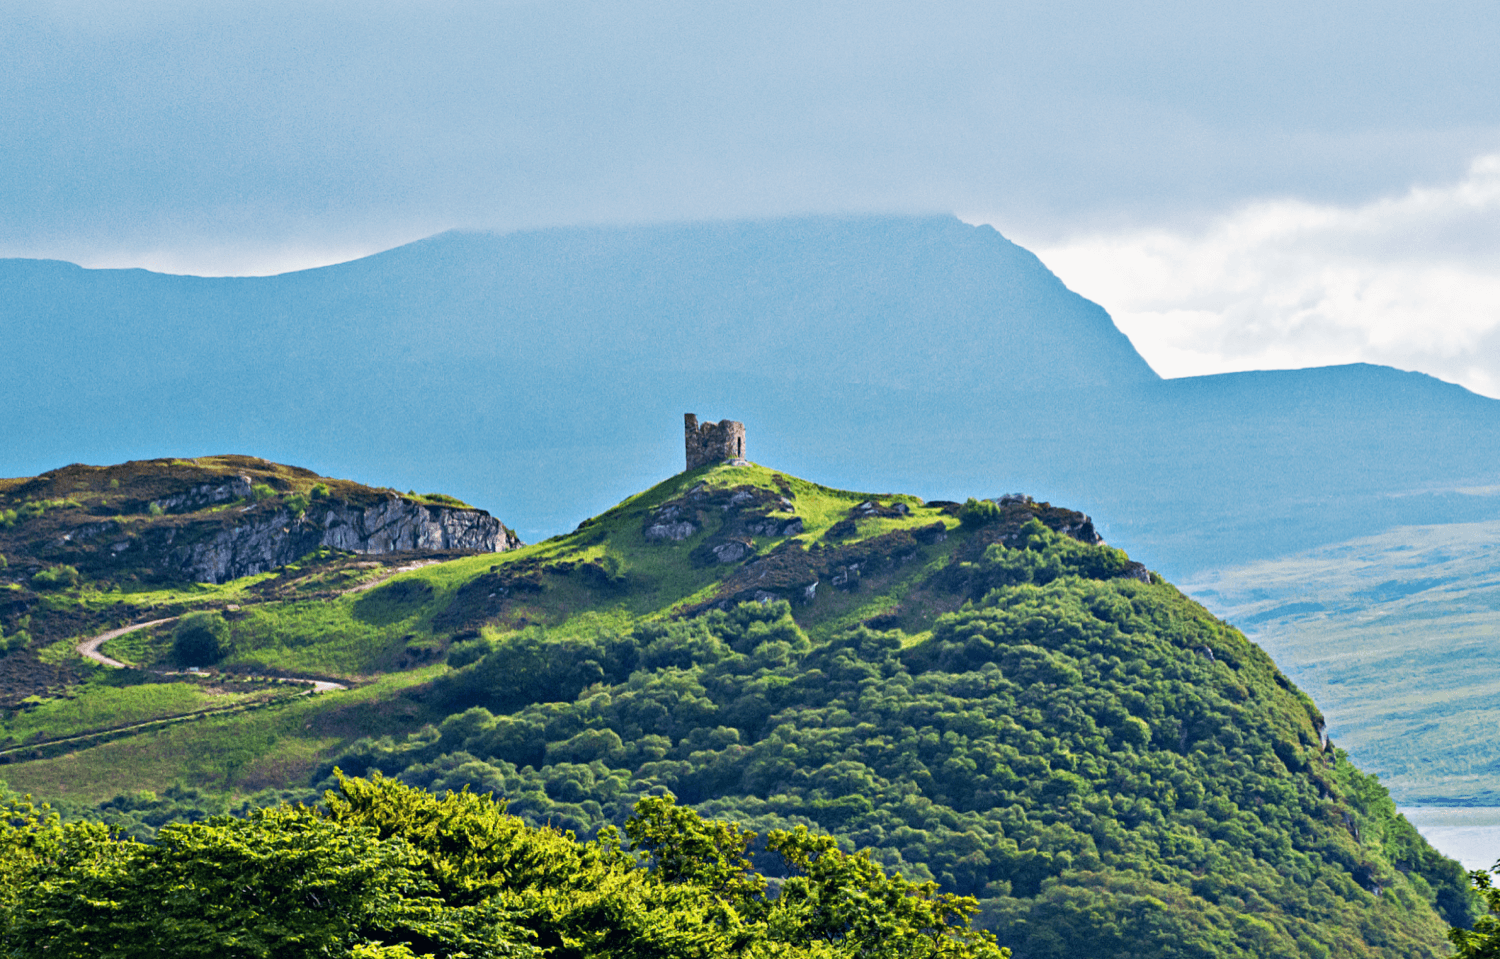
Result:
[0, 554, 7, 569]
[446, 634, 496, 668]
[959, 497, 1002, 527]
[284, 494, 309, 517]
[1, 627, 29, 656]
[147, 502, 165, 517]
[0, 510, 15, 529]
[251, 484, 275, 502]
[173, 612, 229, 667]
[31, 565, 80, 591]
[310, 483, 330, 500]
[109, 478, 121, 489]
[421, 493, 471, 508]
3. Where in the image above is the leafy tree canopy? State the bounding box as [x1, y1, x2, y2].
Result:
[1, 774, 1006, 959]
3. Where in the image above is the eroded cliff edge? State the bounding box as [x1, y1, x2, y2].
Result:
[0, 455, 522, 586]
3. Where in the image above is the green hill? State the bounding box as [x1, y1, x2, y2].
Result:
[0, 459, 1477, 957]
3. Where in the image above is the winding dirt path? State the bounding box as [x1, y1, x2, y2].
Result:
[75, 618, 347, 693]
[77, 618, 175, 669]
[341, 558, 444, 593]
[72, 558, 449, 691]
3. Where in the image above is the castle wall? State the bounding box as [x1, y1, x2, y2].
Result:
[685, 413, 746, 469]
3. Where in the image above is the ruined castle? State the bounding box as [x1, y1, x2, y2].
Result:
[684, 414, 746, 470]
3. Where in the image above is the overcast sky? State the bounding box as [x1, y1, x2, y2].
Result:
[6, 1, 1500, 395]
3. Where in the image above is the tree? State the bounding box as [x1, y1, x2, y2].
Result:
[4, 801, 532, 959]
[1450, 867, 1500, 958]
[4, 776, 1009, 959]
[173, 612, 228, 667]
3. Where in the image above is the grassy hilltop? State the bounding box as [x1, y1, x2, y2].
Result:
[0, 458, 1480, 957]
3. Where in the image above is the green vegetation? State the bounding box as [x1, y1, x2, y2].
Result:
[30, 565, 80, 591]
[1450, 866, 1500, 957]
[172, 612, 229, 667]
[416, 492, 474, 509]
[8, 774, 1008, 954]
[1186, 518, 1500, 804]
[0, 459, 1475, 956]
[0, 773, 1006, 958]
[1, 680, 270, 747]
[329, 584, 1465, 957]
[0, 665, 443, 804]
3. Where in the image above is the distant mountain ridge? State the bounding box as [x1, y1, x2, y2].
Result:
[3, 214, 1497, 576]
[0, 216, 1156, 396]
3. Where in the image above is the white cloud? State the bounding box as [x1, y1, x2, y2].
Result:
[60, 241, 396, 278]
[1009, 154, 1500, 399]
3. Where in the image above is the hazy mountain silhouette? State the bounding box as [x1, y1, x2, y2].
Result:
[4, 215, 1498, 577]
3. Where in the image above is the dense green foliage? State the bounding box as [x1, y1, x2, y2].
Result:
[1, 774, 1006, 958]
[30, 564, 80, 591]
[1450, 867, 1500, 957]
[0, 622, 28, 656]
[0, 461, 1473, 957]
[316, 523, 1467, 957]
[173, 611, 229, 667]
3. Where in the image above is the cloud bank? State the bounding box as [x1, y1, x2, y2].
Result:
[1022, 155, 1500, 399]
[4, 1, 1500, 275]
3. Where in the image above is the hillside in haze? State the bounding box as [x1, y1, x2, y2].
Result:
[5, 215, 1495, 575]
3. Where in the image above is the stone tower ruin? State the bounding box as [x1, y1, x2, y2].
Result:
[684, 414, 746, 470]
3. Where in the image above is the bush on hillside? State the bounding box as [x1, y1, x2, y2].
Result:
[0, 626, 29, 656]
[30, 566, 80, 591]
[958, 497, 1002, 527]
[172, 612, 229, 668]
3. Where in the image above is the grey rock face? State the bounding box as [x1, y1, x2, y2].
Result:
[644, 521, 697, 541]
[711, 541, 751, 564]
[319, 498, 510, 553]
[169, 497, 519, 583]
[152, 476, 253, 514]
[747, 517, 803, 537]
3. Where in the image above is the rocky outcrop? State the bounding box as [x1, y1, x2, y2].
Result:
[161, 497, 520, 583]
[150, 476, 253, 514]
[318, 498, 513, 553]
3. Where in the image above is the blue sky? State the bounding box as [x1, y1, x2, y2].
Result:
[6, 1, 1500, 394]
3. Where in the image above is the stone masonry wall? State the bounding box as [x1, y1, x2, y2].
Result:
[685, 413, 746, 469]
